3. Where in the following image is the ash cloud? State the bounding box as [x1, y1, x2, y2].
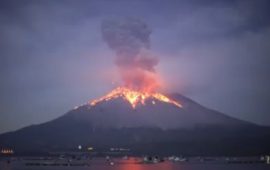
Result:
[101, 18, 159, 91]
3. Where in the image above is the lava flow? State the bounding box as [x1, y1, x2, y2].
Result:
[90, 87, 182, 109]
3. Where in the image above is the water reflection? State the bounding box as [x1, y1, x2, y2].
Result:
[119, 157, 173, 170]
[118, 157, 143, 170]
[0, 157, 269, 170]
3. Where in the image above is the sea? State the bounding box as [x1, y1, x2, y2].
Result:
[0, 157, 269, 170]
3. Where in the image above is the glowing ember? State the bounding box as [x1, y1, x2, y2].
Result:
[90, 87, 182, 108]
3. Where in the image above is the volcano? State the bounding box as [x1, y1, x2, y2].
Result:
[0, 88, 270, 156]
[73, 87, 249, 129]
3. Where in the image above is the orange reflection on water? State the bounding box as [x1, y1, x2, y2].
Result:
[119, 157, 174, 170]
[119, 157, 143, 170]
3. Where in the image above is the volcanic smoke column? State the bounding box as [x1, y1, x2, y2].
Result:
[101, 18, 159, 92]
[91, 18, 181, 108]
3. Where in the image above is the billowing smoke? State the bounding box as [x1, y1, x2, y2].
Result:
[101, 18, 159, 92]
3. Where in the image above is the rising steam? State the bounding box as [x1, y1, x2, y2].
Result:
[101, 18, 159, 92]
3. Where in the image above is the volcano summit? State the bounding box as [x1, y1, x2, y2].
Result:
[83, 87, 247, 129]
[90, 87, 182, 109]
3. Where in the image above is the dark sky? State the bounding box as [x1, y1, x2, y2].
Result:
[1, 0, 270, 133]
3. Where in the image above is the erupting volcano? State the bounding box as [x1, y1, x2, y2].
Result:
[95, 18, 182, 109]
[1, 17, 269, 156]
[90, 87, 182, 108]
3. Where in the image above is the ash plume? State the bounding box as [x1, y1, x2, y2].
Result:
[101, 18, 159, 92]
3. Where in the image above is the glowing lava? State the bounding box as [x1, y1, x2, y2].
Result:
[90, 87, 182, 108]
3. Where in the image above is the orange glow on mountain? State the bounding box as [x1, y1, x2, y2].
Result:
[90, 87, 182, 108]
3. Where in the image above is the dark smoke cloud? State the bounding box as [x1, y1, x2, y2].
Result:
[101, 18, 159, 90]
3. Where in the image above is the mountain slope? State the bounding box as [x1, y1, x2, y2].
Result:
[65, 93, 251, 129]
[0, 93, 269, 155]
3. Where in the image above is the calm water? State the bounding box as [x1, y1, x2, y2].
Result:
[0, 157, 269, 170]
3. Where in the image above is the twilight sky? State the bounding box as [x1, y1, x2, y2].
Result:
[1, 0, 270, 133]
